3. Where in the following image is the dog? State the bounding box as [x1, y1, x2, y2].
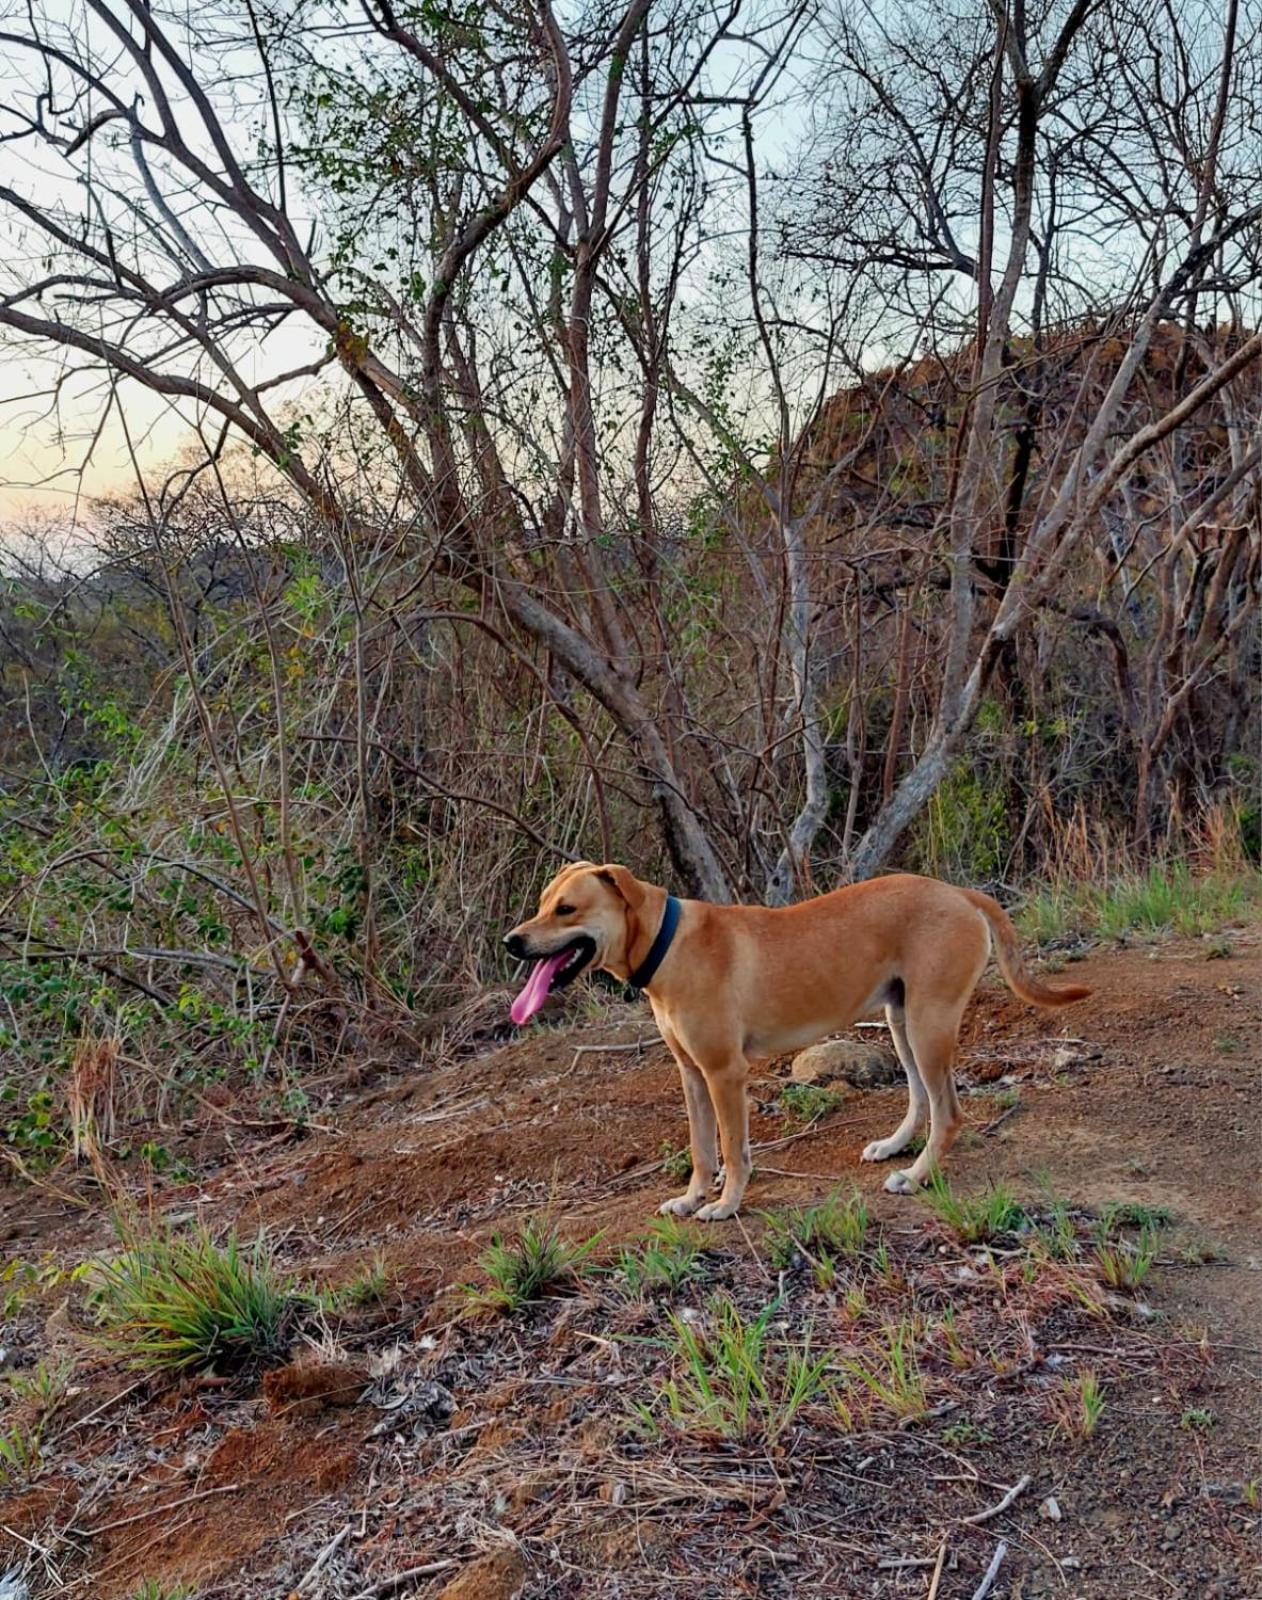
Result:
[505, 863, 1090, 1219]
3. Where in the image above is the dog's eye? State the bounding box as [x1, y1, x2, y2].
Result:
[555, 903, 576, 916]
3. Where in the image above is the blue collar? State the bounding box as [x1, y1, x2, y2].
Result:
[627, 894, 681, 991]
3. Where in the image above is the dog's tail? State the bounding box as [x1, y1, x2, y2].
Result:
[961, 888, 1092, 1008]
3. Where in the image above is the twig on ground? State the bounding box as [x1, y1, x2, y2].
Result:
[927, 1541, 948, 1600]
[970, 1540, 1008, 1600]
[963, 1472, 1032, 1525]
[564, 1040, 652, 1076]
[297, 1523, 351, 1592]
[351, 1559, 458, 1598]
[980, 1103, 1023, 1136]
[78, 1482, 243, 1536]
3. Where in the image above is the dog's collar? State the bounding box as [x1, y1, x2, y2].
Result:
[627, 894, 681, 991]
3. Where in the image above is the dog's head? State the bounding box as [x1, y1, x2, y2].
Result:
[503, 862, 648, 1025]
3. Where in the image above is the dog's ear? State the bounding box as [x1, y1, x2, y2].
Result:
[593, 864, 646, 911]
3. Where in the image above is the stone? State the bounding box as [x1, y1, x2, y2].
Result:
[790, 1037, 900, 1089]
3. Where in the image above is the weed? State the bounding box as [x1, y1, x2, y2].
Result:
[920, 1171, 1026, 1243]
[1180, 1407, 1213, 1431]
[762, 1189, 869, 1270]
[942, 1419, 995, 1447]
[1178, 1238, 1228, 1265]
[323, 1251, 391, 1311]
[1020, 864, 1259, 947]
[0, 1419, 44, 1485]
[659, 1141, 692, 1184]
[1093, 1225, 1159, 1291]
[463, 1215, 602, 1315]
[128, 1583, 196, 1600]
[89, 1225, 298, 1370]
[1212, 1035, 1241, 1055]
[842, 1317, 928, 1422]
[1242, 1480, 1260, 1510]
[993, 1086, 1021, 1111]
[1098, 1200, 1172, 1231]
[640, 1297, 831, 1441]
[618, 1217, 705, 1295]
[1205, 939, 1233, 960]
[779, 1083, 845, 1125]
[1055, 1369, 1105, 1439]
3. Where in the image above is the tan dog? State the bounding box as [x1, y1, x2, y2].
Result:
[505, 864, 1090, 1219]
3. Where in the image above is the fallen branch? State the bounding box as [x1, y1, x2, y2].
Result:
[927, 1541, 948, 1600]
[963, 1472, 1032, 1525]
[80, 1482, 243, 1536]
[297, 1524, 351, 1593]
[970, 1539, 1008, 1600]
[564, 1039, 653, 1076]
[351, 1559, 458, 1599]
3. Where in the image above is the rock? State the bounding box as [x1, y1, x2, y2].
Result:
[435, 1549, 527, 1600]
[790, 1037, 899, 1089]
[1040, 1495, 1062, 1521]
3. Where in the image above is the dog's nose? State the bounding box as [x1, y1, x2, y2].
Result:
[503, 932, 527, 960]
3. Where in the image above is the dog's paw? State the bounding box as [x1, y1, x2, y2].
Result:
[883, 1169, 918, 1196]
[659, 1192, 703, 1217]
[862, 1136, 907, 1162]
[694, 1199, 740, 1222]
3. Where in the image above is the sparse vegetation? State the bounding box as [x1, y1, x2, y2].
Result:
[1021, 864, 1259, 949]
[1055, 1370, 1106, 1440]
[658, 1142, 693, 1185]
[89, 1225, 299, 1370]
[0, 1418, 44, 1486]
[463, 1215, 603, 1315]
[1094, 1226, 1160, 1292]
[639, 1297, 832, 1441]
[618, 1218, 707, 1295]
[762, 1189, 870, 1270]
[842, 1318, 928, 1423]
[919, 1171, 1026, 1244]
[778, 1083, 846, 1125]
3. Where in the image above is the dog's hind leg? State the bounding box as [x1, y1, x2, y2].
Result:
[693, 1057, 752, 1221]
[882, 1004, 965, 1195]
[861, 1001, 928, 1163]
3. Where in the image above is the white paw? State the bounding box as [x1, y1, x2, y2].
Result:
[694, 1199, 739, 1222]
[862, 1137, 907, 1162]
[659, 1192, 703, 1217]
[883, 1169, 918, 1196]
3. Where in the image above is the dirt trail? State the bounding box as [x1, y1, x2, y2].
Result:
[1, 930, 1258, 1599]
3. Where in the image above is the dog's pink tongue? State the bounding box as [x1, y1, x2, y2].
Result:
[510, 952, 569, 1026]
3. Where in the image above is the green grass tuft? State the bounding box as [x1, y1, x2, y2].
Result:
[89, 1225, 298, 1371]
[779, 1083, 845, 1125]
[463, 1215, 602, 1315]
[639, 1296, 832, 1440]
[617, 1216, 707, 1295]
[919, 1171, 1026, 1243]
[762, 1189, 869, 1270]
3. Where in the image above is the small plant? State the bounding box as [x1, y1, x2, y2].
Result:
[1055, 1369, 1105, 1439]
[1093, 1225, 1159, 1291]
[639, 1296, 832, 1441]
[1178, 1238, 1228, 1265]
[463, 1215, 602, 1315]
[0, 1419, 44, 1485]
[89, 1225, 298, 1370]
[843, 1317, 928, 1422]
[128, 1582, 196, 1600]
[323, 1252, 391, 1311]
[919, 1171, 1026, 1244]
[618, 1217, 706, 1295]
[1242, 1480, 1260, 1510]
[942, 1419, 994, 1447]
[779, 1083, 845, 1125]
[762, 1189, 869, 1270]
[1180, 1407, 1213, 1430]
[659, 1141, 693, 1184]
[1098, 1200, 1171, 1231]
[993, 1086, 1021, 1111]
[1205, 939, 1233, 960]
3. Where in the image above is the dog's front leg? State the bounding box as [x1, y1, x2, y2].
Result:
[659, 1053, 719, 1217]
[693, 1060, 751, 1221]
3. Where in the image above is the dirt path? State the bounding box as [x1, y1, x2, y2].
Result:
[1, 930, 1258, 1599]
